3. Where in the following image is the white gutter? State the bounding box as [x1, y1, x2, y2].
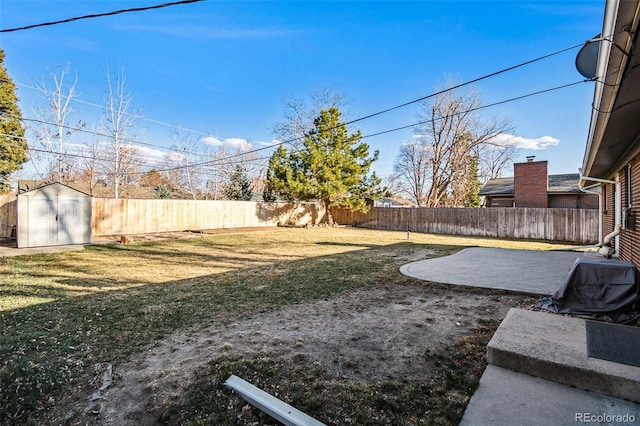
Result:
[582, 0, 620, 174]
[578, 169, 621, 255]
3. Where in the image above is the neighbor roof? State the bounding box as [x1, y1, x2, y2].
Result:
[478, 177, 514, 196]
[479, 173, 584, 196]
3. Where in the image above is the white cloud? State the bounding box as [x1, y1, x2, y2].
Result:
[225, 138, 252, 151]
[129, 145, 166, 164]
[201, 136, 252, 151]
[489, 134, 560, 150]
[259, 139, 281, 147]
[201, 136, 223, 146]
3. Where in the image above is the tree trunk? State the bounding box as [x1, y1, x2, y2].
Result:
[324, 198, 333, 226]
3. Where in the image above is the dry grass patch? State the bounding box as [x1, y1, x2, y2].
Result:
[0, 228, 557, 424]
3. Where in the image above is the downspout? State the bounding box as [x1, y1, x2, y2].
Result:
[579, 182, 603, 245]
[579, 169, 621, 255]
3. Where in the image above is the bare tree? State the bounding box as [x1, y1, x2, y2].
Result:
[30, 64, 84, 183]
[99, 66, 143, 198]
[163, 127, 206, 199]
[271, 88, 347, 150]
[392, 139, 431, 206]
[394, 84, 513, 207]
[475, 139, 518, 183]
[76, 122, 106, 196]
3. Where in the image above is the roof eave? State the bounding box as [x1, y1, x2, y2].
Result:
[582, 0, 640, 182]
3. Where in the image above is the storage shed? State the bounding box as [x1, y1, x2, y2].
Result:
[17, 183, 92, 248]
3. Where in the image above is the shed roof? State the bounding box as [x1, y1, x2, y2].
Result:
[479, 173, 584, 196]
[18, 181, 92, 197]
[18, 180, 192, 199]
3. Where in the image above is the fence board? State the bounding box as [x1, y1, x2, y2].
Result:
[0, 195, 599, 244]
[90, 199, 325, 236]
[0, 194, 17, 238]
[333, 206, 598, 244]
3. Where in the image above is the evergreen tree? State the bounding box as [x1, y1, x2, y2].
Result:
[154, 184, 173, 199]
[466, 155, 482, 207]
[0, 49, 28, 193]
[264, 145, 303, 202]
[223, 165, 253, 200]
[265, 107, 384, 224]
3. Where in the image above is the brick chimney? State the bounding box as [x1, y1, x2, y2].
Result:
[514, 159, 548, 208]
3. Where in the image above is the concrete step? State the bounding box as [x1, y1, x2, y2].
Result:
[460, 365, 640, 426]
[486, 308, 640, 403]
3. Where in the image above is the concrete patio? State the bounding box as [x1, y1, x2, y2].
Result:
[400, 247, 640, 425]
[400, 247, 583, 295]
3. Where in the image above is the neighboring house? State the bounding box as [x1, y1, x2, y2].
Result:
[373, 197, 417, 208]
[580, 0, 640, 265]
[480, 158, 598, 209]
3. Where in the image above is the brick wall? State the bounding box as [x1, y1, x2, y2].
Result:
[514, 160, 548, 208]
[598, 154, 640, 267]
[618, 154, 640, 266]
[548, 194, 598, 209]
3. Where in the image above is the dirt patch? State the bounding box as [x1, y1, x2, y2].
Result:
[57, 282, 531, 425]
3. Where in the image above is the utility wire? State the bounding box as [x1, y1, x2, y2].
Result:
[6, 37, 592, 158]
[9, 78, 590, 179]
[12, 79, 591, 175]
[6, 38, 598, 174]
[143, 78, 594, 172]
[343, 42, 587, 127]
[361, 79, 590, 140]
[20, 115, 217, 159]
[0, 0, 206, 33]
[199, 79, 592, 167]
[13, 78, 214, 138]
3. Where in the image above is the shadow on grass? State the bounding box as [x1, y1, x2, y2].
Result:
[0, 241, 431, 424]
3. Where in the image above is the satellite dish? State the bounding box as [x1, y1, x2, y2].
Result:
[576, 34, 601, 79]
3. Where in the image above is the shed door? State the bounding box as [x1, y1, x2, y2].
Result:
[28, 198, 58, 247]
[28, 196, 85, 246]
[58, 198, 82, 245]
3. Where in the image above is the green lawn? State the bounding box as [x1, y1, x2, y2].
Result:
[0, 228, 560, 425]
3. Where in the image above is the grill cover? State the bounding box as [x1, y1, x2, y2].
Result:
[539, 256, 639, 322]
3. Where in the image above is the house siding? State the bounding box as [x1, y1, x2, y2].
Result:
[486, 196, 514, 207]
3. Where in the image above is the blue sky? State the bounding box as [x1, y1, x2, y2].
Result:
[1, 0, 604, 181]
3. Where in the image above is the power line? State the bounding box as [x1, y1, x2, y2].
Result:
[4, 131, 267, 173]
[361, 79, 590, 140]
[6, 38, 598, 175]
[344, 43, 588, 128]
[14, 79, 214, 138]
[8, 78, 590, 181]
[7, 38, 593, 164]
[0, 0, 206, 33]
[21, 115, 217, 159]
[150, 78, 593, 171]
[13, 78, 591, 175]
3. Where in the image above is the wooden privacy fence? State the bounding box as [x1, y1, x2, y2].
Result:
[333, 207, 599, 244]
[0, 195, 599, 243]
[0, 194, 17, 238]
[92, 198, 325, 236]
